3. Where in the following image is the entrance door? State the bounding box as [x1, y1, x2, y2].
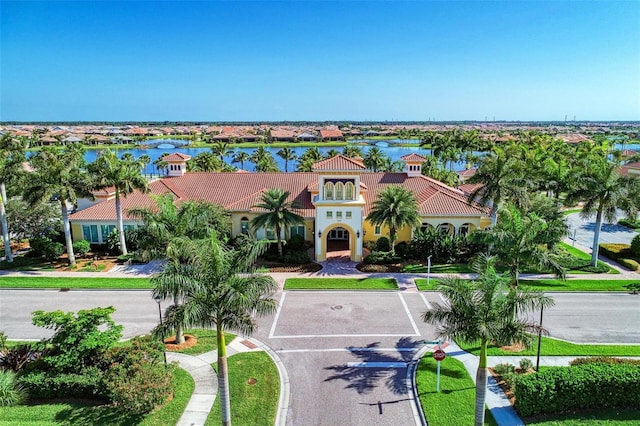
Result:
[327, 227, 349, 251]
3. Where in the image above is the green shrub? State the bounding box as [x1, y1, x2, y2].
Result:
[0, 331, 6, 351]
[395, 241, 409, 258]
[117, 253, 134, 263]
[72, 240, 91, 257]
[103, 337, 172, 414]
[519, 358, 534, 371]
[363, 251, 401, 265]
[631, 234, 640, 257]
[513, 363, 640, 417]
[580, 263, 611, 273]
[42, 241, 64, 261]
[619, 217, 640, 230]
[27, 237, 51, 257]
[619, 258, 640, 271]
[0, 370, 27, 407]
[493, 363, 515, 375]
[363, 240, 376, 251]
[19, 367, 106, 400]
[286, 234, 307, 252]
[569, 356, 640, 366]
[283, 251, 311, 265]
[375, 237, 390, 252]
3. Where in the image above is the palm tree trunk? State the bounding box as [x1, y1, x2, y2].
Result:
[0, 182, 13, 262]
[61, 201, 76, 267]
[591, 207, 604, 267]
[474, 339, 488, 426]
[173, 296, 185, 344]
[217, 325, 231, 426]
[276, 226, 283, 258]
[389, 228, 396, 255]
[115, 191, 128, 255]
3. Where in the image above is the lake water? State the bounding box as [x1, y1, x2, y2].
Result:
[81, 139, 639, 175]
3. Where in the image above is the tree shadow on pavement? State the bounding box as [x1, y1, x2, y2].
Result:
[323, 337, 423, 395]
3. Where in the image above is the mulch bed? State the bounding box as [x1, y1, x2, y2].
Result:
[164, 334, 198, 351]
[356, 263, 405, 273]
[257, 262, 323, 272]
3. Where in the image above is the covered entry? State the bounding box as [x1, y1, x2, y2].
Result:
[326, 227, 350, 252]
[317, 223, 362, 262]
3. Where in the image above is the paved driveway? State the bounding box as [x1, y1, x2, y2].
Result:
[566, 211, 638, 249]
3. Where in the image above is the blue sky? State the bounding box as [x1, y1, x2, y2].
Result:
[1, 1, 639, 121]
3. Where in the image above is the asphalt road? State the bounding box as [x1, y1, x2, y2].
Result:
[565, 211, 639, 249]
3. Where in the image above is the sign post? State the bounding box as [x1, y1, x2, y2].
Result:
[432, 340, 446, 392]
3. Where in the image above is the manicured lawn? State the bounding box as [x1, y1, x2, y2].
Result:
[207, 351, 279, 426]
[0, 367, 194, 426]
[284, 277, 397, 290]
[0, 276, 152, 289]
[521, 279, 638, 292]
[415, 278, 441, 291]
[169, 329, 237, 356]
[558, 242, 618, 274]
[524, 408, 640, 425]
[403, 263, 473, 273]
[459, 336, 640, 357]
[562, 209, 583, 216]
[415, 355, 496, 425]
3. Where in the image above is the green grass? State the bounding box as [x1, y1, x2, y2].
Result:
[558, 242, 618, 274]
[207, 351, 279, 426]
[524, 408, 640, 425]
[562, 209, 583, 216]
[521, 279, 638, 292]
[415, 355, 496, 426]
[284, 277, 397, 290]
[0, 276, 152, 289]
[403, 263, 473, 273]
[0, 367, 194, 426]
[459, 336, 640, 357]
[169, 329, 237, 356]
[415, 278, 441, 291]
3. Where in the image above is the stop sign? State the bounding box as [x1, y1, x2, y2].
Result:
[433, 349, 446, 361]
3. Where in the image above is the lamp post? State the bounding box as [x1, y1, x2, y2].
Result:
[153, 295, 168, 368]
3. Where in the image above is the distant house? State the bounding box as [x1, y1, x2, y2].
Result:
[620, 161, 640, 177]
[69, 153, 490, 261]
[270, 129, 296, 142]
[320, 129, 344, 141]
[296, 131, 318, 142]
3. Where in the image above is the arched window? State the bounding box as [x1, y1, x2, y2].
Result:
[345, 182, 354, 200]
[240, 217, 249, 234]
[335, 182, 344, 200]
[324, 182, 334, 200]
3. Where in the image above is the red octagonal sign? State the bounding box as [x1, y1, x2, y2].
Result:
[433, 349, 446, 361]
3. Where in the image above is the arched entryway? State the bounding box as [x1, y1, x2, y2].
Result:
[318, 223, 360, 261]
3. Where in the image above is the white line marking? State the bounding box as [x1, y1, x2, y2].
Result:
[271, 333, 420, 339]
[277, 347, 419, 354]
[269, 291, 286, 339]
[398, 292, 420, 335]
[419, 292, 432, 309]
[347, 362, 407, 368]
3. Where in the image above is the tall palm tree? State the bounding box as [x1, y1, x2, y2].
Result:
[251, 188, 305, 258]
[366, 185, 420, 254]
[139, 154, 151, 178]
[89, 149, 150, 255]
[250, 146, 279, 172]
[567, 155, 637, 266]
[0, 134, 26, 262]
[277, 147, 297, 172]
[342, 145, 363, 158]
[422, 255, 554, 426]
[156, 231, 277, 426]
[363, 147, 387, 172]
[25, 144, 94, 267]
[188, 152, 222, 172]
[232, 151, 250, 170]
[211, 141, 234, 164]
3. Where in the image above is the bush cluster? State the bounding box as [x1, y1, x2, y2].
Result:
[72, 240, 91, 257]
[259, 235, 311, 264]
[619, 217, 640, 231]
[28, 237, 65, 261]
[363, 251, 402, 264]
[513, 363, 640, 417]
[631, 234, 640, 257]
[599, 243, 640, 271]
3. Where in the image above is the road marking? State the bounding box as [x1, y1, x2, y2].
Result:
[269, 291, 286, 339]
[271, 333, 420, 339]
[398, 292, 420, 335]
[347, 362, 407, 368]
[277, 347, 419, 354]
[419, 292, 432, 309]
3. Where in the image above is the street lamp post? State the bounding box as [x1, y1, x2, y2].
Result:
[153, 295, 168, 368]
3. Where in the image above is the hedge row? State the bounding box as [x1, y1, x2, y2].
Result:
[599, 244, 640, 271]
[513, 363, 640, 417]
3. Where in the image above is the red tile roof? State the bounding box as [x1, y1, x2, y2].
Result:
[400, 153, 427, 162]
[320, 129, 344, 138]
[161, 153, 191, 162]
[312, 155, 367, 171]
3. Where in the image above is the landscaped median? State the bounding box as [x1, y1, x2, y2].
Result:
[284, 277, 397, 290]
[415, 278, 640, 292]
[0, 276, 152, 289]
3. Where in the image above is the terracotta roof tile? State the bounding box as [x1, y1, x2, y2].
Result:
[400, 153, 427, 162]
[161, 153, 191, 162]
[312, 155, 367, 171]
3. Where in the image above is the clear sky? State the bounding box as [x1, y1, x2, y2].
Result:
[1, 1, 639, 122]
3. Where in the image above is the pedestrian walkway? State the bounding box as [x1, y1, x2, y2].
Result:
[167, 336, 288, 426]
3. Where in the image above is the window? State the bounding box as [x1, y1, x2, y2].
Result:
[335, 182, 344, 200]
[324, 182, 334, 200]
[336, 211, 342, 219]
[82, 225, 99, 243]
[290, 225, 305, 238]
[123, 224, 135, 231]
[100, 225, 115, 240]
[326, 211, 333, 219]
[346, 211, 352, 219]
[266, 228, 276, 240]
[345, 182, 354, 200]
[459, 224, 471, 235]
[374, 225, 381, 235]
[241, 217, 249, 234]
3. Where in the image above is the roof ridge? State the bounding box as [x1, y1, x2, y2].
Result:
[158, 178, 188, 200]
[225, 187, 268, 210]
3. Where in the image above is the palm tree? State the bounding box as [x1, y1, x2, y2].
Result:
[232, 151, 250, 170]
[363, 147, 387, 172]
[366, 185, 420, 254]
[342, 145, 363, 158]
[188, 152, 222, 172]
[325, 149, 340, 159]
[276, 147, 297, 172]
[25, 144, 94, 267]
[251, 188, 305, 258]
[89, 149, 149, 255]
[139, 154, 151, 178]
[567, 155, 637, 266]
[250, 146, 279, 172]
[485, 204, 566, 286]
[0, 134, 26, 262]
[211, 141, 234, 164]
[128, 194, 230, 259]
[156, 231, 277, 426]
[422, 255, 554, 426]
